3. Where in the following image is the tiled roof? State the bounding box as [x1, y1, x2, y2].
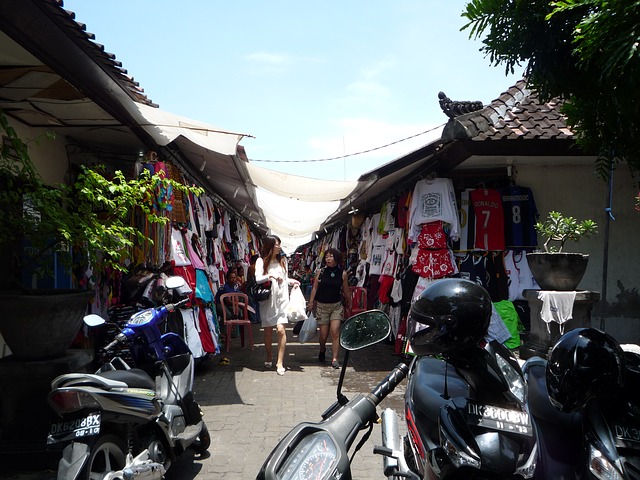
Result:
[46, 0, 156, 106]
[441, 79, 573, 142]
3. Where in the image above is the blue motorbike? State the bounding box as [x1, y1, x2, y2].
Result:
[47, 276, 209, 479]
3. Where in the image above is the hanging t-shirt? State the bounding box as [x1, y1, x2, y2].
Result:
[456, 189, 475, 251]
[503, 250, 521, 301]
[499, 185, 539, 249]
[171, 228, 191, 266]
[369, 244, 385, 276]
[408, 178, 460, 243]
[512, 250, 540, 295]
[470, 188, 505, 251]
[485, 252, 509, 302]
[493, 300, 524, 349]
[456, 253, 479, 284]
[396, 190, 411, 229]
[417, 221, 448, 250]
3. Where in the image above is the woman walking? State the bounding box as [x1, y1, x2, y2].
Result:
[308, 248, 352, 369]
[255, 235, 300, 375]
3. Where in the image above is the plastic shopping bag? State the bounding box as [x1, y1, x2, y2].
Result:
[298, 312, 317, 344]
[287, 286, 307, 322]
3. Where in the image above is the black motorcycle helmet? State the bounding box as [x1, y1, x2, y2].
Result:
[408, 278, 492, 355]
[546, 328, 625, 413]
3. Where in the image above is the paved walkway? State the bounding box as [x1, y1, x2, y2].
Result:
[2, 322, 409, 479]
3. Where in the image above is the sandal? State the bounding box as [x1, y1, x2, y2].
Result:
[276, 366, 286, 376]
[219, 357, 230, 366]
[264, 361, 273, 368]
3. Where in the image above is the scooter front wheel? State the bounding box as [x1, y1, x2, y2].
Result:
[190, 423, 211, 455]
[81, 434, 126, 480]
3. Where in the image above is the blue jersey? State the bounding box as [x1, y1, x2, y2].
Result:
[499, 186, 539, 249]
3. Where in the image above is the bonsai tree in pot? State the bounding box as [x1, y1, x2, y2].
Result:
[0, 108, 203, 359]
[527, 211, 598, 291]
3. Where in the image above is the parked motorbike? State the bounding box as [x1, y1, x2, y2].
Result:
[524, 327, 640, 479]
[381, 278, 538, 479]
[47, 276, 210, 480]
[257, 309, 410, 480]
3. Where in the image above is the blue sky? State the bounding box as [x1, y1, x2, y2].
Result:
[62, 1, 522, 181]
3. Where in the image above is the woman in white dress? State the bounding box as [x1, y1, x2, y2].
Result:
[255, 235, 300, 375]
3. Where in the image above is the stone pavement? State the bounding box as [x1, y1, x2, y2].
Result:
[2, 322, 409, 479]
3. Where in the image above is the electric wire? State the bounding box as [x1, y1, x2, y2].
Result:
[250, 123, 445, 163]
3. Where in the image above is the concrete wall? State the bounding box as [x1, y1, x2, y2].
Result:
[1, 118, 72, 358]
[516, 163, 640, 343]
[9, 119, 69, 185]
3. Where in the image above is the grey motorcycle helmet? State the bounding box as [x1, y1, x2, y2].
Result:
[408, 278, 492, 355]
[546, 327, 625, 413]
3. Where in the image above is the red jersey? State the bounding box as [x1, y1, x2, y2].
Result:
[470, 188, 505, 251]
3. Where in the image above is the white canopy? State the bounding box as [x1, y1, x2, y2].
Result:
[248, 165, 358, 253]
[131, 102, 249, 155]
[246, 162, 357, 202]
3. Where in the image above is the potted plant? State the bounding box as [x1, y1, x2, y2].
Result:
[526, 211, 598, 291]
[0, 108, 202, 359]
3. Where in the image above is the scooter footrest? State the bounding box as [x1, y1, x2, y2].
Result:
[174, 423, 202, 444]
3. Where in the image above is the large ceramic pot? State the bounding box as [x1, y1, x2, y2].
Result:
[526, 252, 589, 291]
[0, 289, 94, 360]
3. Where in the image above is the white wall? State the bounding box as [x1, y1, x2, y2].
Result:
[516, 163, 640, 343]
[9, 119, 69, 185]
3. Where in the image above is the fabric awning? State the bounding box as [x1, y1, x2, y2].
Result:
[246, 162, 357, 202]
[255, 187, 342, 253]
[247, 163, 359, 253]
[131, 102, 250, 156]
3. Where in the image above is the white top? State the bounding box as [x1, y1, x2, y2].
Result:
[255, 257, 292, 327]
[409, 178, 460, 242]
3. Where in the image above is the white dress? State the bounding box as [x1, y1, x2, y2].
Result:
[255, 257, 290, 327]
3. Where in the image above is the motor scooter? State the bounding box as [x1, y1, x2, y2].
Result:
[257, 309, 410, 480]
[524, 327, 640, 480]
[379, 278, 538, 479]
[47, 276, 210, 480]
[381, 341, 538, 479]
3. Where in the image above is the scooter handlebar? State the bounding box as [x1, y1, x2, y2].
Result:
[371, 363, 410, 404]
[102, 333, 127, 352]
[166, 297, 190, 311]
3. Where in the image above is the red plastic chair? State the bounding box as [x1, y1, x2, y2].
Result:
[219, 292, 254, 352]
[349, 287, 368, 317]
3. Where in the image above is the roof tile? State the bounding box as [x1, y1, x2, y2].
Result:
[441, 79, 573, 142]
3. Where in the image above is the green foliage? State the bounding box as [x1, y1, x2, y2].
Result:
[0, 108, 203, 288]
[534, 211, 598, 252]
[461, 0, 640, 178]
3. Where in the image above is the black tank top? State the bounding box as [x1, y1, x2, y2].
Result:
[315, 267, 343, 303]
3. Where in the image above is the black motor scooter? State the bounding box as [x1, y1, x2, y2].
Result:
[379, 278, 538, 479]
[257, 309, 409, 480]
[524, 327, 640, 480]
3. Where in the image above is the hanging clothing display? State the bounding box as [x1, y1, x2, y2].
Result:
[499, 185, 539, 249]
[470, 188, 505, 251]
[456, 188, 475, 251]
[408, 177, 460, 243]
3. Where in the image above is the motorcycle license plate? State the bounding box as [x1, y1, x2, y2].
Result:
[47, 412, 101, 444]
[466, 403, 532, 436]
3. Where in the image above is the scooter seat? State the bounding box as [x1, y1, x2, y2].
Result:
[98, 368, 156, 390]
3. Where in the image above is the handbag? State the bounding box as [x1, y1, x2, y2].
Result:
[248, 278, 271, 302]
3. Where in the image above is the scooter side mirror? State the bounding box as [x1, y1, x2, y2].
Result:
[84, 314, 106, 327]
[165, 276, 187, 290]
[340, 310, 391, 351]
